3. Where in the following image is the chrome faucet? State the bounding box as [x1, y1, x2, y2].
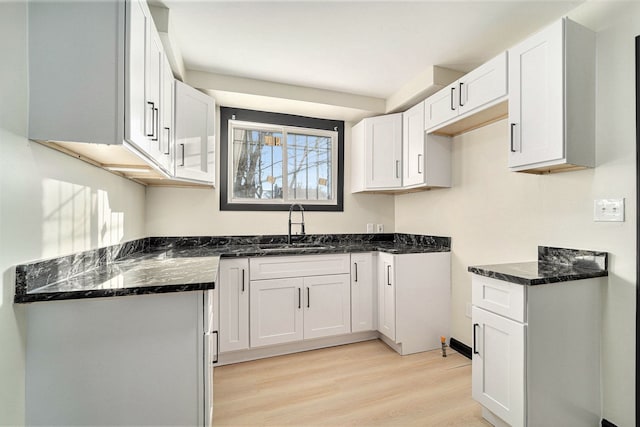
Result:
[288, 204, 305, 244]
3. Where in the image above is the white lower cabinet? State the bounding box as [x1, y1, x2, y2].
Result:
[471, 306, 525, 427]
[350, 253, 376, 332]
[218, 258, 249, 352]
[26, 292, 210, 426]
[471, 274, 603, 427]
[377, 251, 451, 355]
[250, 277, 304, 347]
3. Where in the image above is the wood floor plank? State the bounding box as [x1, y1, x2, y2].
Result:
[213, 339, 490, 426]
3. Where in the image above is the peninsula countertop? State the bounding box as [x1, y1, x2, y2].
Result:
[15, 233, 451, 303]
[467, 246, 608, 286]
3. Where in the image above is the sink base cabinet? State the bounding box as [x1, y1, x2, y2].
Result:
[26, 291, 213, 426]
[378, 252, 451, 355]
[471, 274, 603, 427]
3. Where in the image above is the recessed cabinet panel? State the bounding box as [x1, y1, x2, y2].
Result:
[303, 274, 351, 339]
[249, 278, 304, 347]
[508, 18, 595, 173]
[365, 114, 403, 189]
[219, 258, 249, 352]
[508, 20, 564, 168]
[402, 102, 426, 187]
[458, 52, 507, 115]
[471, 306, 525, 427]
[351, 253, 376, 333]
[174, 80, 216, 183]
[425, 85, 458, 130]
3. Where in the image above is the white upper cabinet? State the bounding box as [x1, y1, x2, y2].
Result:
[351, 113, 403, 191]
[403, 102, 452, 189]
[425, 52, 508, 134]
[27, 0, 215, 186]
[353, 109, 450, 193]
[508, 18, 595, 174]
[174, 80, 216, 184]
[402, 102, 426, 187]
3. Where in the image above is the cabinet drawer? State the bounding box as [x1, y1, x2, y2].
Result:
[250, 254, 350, 280]
[471, 274, 526, 322]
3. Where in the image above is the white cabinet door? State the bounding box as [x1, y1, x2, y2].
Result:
[377, 253, 395, 341]
[219, 258, 249, 352]
[458, 52, 507, 115]
[364, 113, 402, 189]
[303, 274, 351, 339]
[402, 102, 425, 187]
[472, 306, 525, 427]
[508, 19, 564, 168]
[125, 0, 150, 154]
[157, 55, 174, 172]
[250, 278, 304, 347]
[351, 253, 375, 332]
[424, 84, 458, 130]
[174, 80, 216, 183]
[144, 29, 164, 163]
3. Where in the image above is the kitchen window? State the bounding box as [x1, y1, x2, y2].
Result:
[220, 107, 344, 211]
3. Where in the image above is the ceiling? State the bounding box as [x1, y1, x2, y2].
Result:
[157, 0, 582, 101]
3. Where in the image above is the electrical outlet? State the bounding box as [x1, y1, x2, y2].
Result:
[376, 224, 384, 233]
[366, 223, 374, 233]
[594, 198, 625, 222]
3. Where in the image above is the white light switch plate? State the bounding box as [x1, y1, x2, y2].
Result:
[593, 198, 625, 222]
[366, 223, 374, 233]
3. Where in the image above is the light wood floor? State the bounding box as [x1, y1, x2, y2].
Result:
[213, 339, 490, 426]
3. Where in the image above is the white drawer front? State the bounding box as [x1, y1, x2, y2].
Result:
[250, 254, 350, 280]
[472, 274, 526, 322]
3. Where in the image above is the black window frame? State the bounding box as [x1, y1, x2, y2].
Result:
[220, 107, 344, 212]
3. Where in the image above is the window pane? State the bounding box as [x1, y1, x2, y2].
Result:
[287, 133, 332, 201]
[231, 128, 283, 200]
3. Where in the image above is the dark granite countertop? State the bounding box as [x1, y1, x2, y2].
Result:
[468, 246, 608, 286]
[15, 233, 451, 303]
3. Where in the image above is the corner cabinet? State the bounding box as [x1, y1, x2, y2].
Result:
[352, 110, 451, 193]
[471, 274, 603, 427]
[27, 0, 216, 186]
[174, 81, 216, 184]
[351, 113, 403, 191]
[377, 251, 451, 355]
[508, 18, 595, 174]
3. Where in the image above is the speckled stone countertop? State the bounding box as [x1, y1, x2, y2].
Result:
[15, 233, 450, 303]
[468, 246, 608, 285]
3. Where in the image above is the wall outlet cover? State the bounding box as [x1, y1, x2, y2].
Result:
[366, 223, 374, 233]
[376, 224, 384, 233]
[593, 198, 625, 222]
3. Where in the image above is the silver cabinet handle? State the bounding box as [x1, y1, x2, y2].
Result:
[418, 154, 423, 174]
[298, 288, 301, 309]
[151, 107, 159, 142]
[387, 265, 391, 286]
[307, 287, 310, 308]
[164, 127, 171, 155]
[180, 143, 185, 166]
[241, 269, 245, 293]
[459, 82, 465, 107]
[395, 160, 399, 178]
[450, 87, 456, 111]
[211, 331, 219, 364]
[510, 123, 517, 153]
[354, 262, 358, 282]
[146, 101, 155, 137]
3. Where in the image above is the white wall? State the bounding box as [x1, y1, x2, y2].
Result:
[395, 3, 638, 425]
[145, 121, 395, 236]
[0, 3, 147, 424]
